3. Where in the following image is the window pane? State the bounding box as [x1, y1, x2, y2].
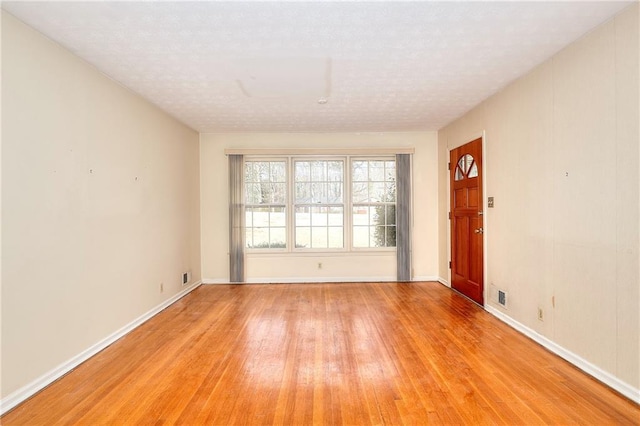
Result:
[295, 206, 310, 226]
[352, 161, 368, 182]
[311, 207, 328, 226]
[352, 206, 369, 226]
[295, 161, 310, 182]
[386, 205, 396, 226]
[468, 162, 478, 178]
[369, 161, 385, 181]
[385, 182, 396, 202]
[246, 228, 255, 248]
[455, 166, 464, 181]
[369, 182, 386, 202]
[245, 162, 256, 182]
[246, 183, 260, 204]
[352, 182, 368, 203]
[457, 156, 467, 174]
[295, 182, 311, 203]
[353, 226, 369, 248]
[311, 227, 328, 248]
[270, 207, 286, 227]
[271, 162, 286, 182]
[270, 228, 286, 248]
[328, 207, 343, 226]
[295, 227, 310, 248]
[328, 227, 343, 248]
[464, 154, 474, 172]
[385, 161, 396, 178]
[328, 182, 342, 203]
[369, 206, 383, 226]
[271, 183, 286, 204]
[372, 225, 385, 247]
[245, 210, 253, 227]
[328, 161, 343, 181]
[311, 161, 326, 181]
[311, 182, 327, 203]
[386, 226, 396, 247]
[252, 228, 269, 248]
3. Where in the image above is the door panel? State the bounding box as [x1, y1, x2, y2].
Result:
[454, 188, 467, 208]
[450, 138, 483, 305]
[468, 188, 478, 208]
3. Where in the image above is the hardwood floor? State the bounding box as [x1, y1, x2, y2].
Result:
[3, 282, 639, 425]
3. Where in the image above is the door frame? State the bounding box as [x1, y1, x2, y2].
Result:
[446, 131, 488, 306]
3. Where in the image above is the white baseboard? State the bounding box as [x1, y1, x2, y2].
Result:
[201, 278, 231, 284]
[203, 276, 399, 284]
[0, 280, 202, 416]
[437, 277, 449, 286]
[412, 275, 441, 282]
[204, 277, 448, 284]
[247, 276, 397, 284]
[485, 305, 640, 404]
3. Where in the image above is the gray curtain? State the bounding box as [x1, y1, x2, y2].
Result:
[396, 154, 412, 282]
[228, 154, 245, 282]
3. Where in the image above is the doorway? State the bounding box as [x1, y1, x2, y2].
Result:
[449, 137, 484, 305]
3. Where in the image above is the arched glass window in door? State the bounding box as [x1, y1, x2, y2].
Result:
[454, 154, 478, 181]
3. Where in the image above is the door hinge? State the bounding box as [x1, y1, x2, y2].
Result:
[448, 211, 451, 220]
[448, 162, 451, 170]
[449, 261, 452, 269]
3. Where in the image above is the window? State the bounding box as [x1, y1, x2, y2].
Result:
[352, 159, 396, 248]
[244, 160, 287, 249]
[454, 154, 477, 181]
[244, 156, 396, 251]
[294, 160, 344, 249]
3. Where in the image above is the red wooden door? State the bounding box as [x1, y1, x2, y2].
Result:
[450, 138, 483, 305]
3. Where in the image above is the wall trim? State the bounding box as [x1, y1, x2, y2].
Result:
[201, 278, 231, 284]
[247, 276, 397, 283]
[437, 277, 450, 287]
[485, 305, 640, 404]
[203, 276, 398, 284]
[412, 275, 441, 282]
[205, 277, 448, 285]
[0, 281, 203, 416]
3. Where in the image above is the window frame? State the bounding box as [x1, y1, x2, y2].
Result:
[350, 156, 397, 251]
[292, 157, 347, 252]
[243, 157, 289, 252]
[243, 154, 397, 254]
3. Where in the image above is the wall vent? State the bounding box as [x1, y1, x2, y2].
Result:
[498, 290, 507, 307]
[182, 272, 189, 285]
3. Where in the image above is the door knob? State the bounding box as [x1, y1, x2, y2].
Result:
[474, 227, 484, 234]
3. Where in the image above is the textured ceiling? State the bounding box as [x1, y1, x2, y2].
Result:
[2, 1, 633, 133]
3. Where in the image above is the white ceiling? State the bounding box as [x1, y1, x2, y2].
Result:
[2, 1, 633, 133]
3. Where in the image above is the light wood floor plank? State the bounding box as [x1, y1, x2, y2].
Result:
[2, 282, 638, 425]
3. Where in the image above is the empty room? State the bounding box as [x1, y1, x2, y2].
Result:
[1, 1, 639, 424]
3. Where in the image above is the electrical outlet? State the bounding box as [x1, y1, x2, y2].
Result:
[160, 282, 164, 293]
[538, 307, 544, 321]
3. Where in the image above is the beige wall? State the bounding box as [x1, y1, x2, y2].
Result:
[200, 132, 439, 282]
[438, 4, 639, 389]
[1, 12, 201, 397]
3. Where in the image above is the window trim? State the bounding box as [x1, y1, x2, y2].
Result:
[244, 157, 289, 252]
[349, 156, 397, 251]
[244, 154, 397, 254]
